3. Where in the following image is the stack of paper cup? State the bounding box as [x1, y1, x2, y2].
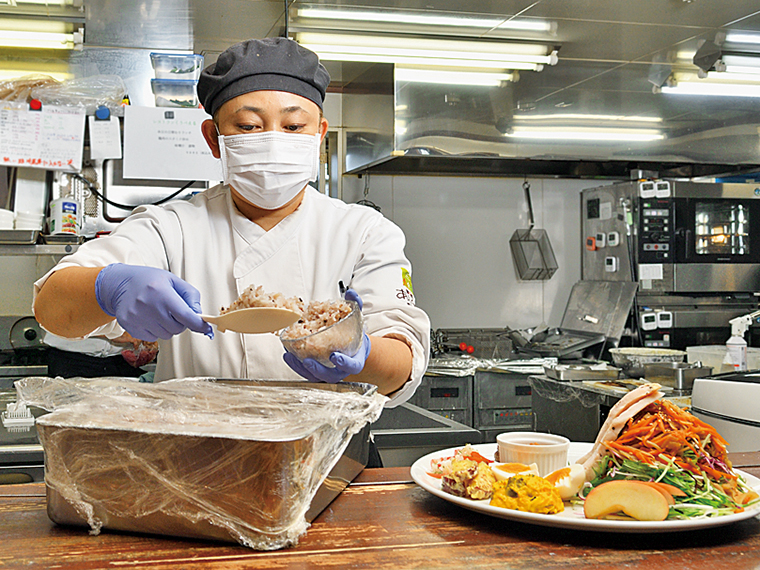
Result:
[14, 211, 44, 230]
[0, 209, 14, 230]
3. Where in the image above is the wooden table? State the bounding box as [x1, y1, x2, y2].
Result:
[2, 453, 759, 569]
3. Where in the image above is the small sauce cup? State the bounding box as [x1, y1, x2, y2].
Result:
[496, 431, 570, 477]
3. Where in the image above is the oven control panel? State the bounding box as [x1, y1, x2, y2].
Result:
[638, 198, 674, 263]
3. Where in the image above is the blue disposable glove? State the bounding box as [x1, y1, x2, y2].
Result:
[283, 331, 371, 384]
[282, 288, 370, 383]
[95, 263, 214, 342]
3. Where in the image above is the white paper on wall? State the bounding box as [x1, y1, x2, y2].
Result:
[88, 115, 122, 160]
[122, 106, 221, 181]
[0, 102, 85, 171]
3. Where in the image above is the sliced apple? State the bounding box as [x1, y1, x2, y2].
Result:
[584, 480, 670, 521]
[638, 481, 675, 506]
[652, 481, 687, 497]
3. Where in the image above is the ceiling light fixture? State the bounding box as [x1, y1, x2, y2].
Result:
[296, 32, 557, 71]
[0, 29, 82, 49]
[295, 7, 554, 33]
[514, 113, 662, 123]
[0, 68, 72, 81]
[0, 17, 83, 50]
[725, 32, 760, 45]
[5, 0, 82, 5]
[662, 71, 760, 97]
[396, 67, 515, 87]
[504, 127, 664, 142]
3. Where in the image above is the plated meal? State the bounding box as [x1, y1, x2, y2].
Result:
[412, 383, 760, 532]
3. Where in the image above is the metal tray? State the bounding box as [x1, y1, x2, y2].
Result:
[0, 230, 39, 244]
[544, 363, 620, 381]
[42, 234, 83, 245]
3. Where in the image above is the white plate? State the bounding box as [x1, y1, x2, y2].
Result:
[410, 442, 760, 533]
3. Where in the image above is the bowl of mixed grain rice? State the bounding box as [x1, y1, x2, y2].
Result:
[280, 299, 363, 367]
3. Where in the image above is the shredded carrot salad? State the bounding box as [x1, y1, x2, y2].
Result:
[603, 400, 735, 482]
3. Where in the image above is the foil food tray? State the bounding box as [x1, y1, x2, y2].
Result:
[18, 377, 385, 550]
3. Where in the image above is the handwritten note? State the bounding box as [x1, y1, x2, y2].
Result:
[0, 102, 85, 171]
[88, 115, 122, 160]
[123, 106, 221, 181]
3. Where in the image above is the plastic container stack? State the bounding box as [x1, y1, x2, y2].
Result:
[149, 53, 204, 108]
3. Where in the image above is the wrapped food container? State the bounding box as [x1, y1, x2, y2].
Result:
[15, 377, 386, 550]
[150, 53, 204, 80]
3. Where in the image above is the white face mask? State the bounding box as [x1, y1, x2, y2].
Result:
[217, 131, 321, 210]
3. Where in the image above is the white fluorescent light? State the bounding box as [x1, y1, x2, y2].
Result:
[8, 0, 81, 4]
[396, 67, 515, 86]
[515, 113, 662, 123]
[726, 32, 760, 45]
[0, 29, 79, 49]
[505, 127, 664, 142]
[662, 82, 760, 97]
[297, 32, 556, 70]
[296, 7, 553, 33]
[662, 71, 760, 97]
[0, 69, 72, 81]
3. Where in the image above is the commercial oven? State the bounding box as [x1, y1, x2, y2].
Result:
[582, 180, 760, 349]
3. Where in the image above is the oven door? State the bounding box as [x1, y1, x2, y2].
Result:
[672, 198, 760, 292]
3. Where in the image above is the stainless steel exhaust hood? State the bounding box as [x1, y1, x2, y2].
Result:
[339, 59, 760, 180]
[324, 1, 760, 180]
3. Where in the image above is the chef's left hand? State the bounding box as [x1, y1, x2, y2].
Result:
[283, 331, 371, 384]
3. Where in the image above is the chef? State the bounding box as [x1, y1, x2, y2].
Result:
[32, 37, 430, 407]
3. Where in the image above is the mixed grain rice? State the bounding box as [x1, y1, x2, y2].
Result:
[220, 285, 305, 315]
[280, 299, 354, 340]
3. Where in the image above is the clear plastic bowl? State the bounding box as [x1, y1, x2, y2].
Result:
[150, 53, 204, 80]
[280, 300, 363, 368]
[496, 431, 570, 477]
[150, 79, 199, 108]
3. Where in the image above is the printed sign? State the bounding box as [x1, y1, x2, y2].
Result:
[123, 106, 221, 181]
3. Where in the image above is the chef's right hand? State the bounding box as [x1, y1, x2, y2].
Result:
[95, 263, 214, 342]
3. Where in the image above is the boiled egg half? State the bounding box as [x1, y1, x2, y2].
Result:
[545, 463, 586, 500]
[491, 462, 540, 482]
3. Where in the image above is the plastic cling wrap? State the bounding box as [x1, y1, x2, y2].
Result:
[16, 377, 386, 550]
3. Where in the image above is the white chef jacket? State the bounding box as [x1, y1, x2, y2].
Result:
[33, 184, 430, 407]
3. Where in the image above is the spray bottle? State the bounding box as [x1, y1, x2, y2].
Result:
[726, 310, 760, 372]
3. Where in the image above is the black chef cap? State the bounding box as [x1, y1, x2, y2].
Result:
[197, 37, 330, 117]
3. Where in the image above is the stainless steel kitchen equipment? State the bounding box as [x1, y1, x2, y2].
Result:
[408, 373, 473, 426]
[644, 362, 713, 393]
[544, 363, 620, 381]
[521, 280, 637, 357]
[692, 374, 760, 452]
[582, 180, 760, 350]
[0, 369, 47, 483]
[370, 402, 481, 467]
[473, 369, 533, 442]
[608, 347, 686, 378]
